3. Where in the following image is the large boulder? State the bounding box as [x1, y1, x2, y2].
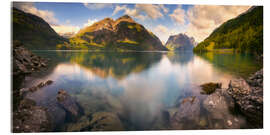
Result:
[227, 69, 263, 128]
[203, 88, 245, 129]
[170, 96, 200, 129]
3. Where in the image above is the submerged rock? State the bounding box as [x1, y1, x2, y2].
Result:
[90, 112, 124, 131]
[56, 90, 80, 118]
[66, 112, 124, 131]
[200, 82, 222, 94]
[227, 69, 263, 128]
[13, 98, 52, 132]
[46, 103, 67, 129]
[19, 80, 54, 97]
[170, 96, 200, 129]
[66, 115, 92, 132]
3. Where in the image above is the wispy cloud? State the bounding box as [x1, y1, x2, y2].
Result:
[169, 7, 186, 25]
[83, 3, 113, 10]
[112, 5, 146, 20]
[185, 5, 250, 41]
[83, 19, 98, 27]
[135, 4, 165, 19]
[51, 25, 80, 35]
[113, 4, 168, 20]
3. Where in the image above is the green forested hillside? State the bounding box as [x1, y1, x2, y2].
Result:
[12, 8, 66, 50]
[193, 6, 263, 54]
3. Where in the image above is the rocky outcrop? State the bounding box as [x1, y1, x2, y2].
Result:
[165, 33, 197, 51]
[13, 40, 47, 77]
[12, 40, 48, 112]
[227, 69, 263, 127]
[13, 98, 52, 132]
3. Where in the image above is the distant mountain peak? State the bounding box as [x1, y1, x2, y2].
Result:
[165, 33, 196, 51]
[118, 15, 132, 19]
[116, 15, 135, 23]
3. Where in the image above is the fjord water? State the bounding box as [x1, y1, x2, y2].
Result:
[23, 51, 262, 130]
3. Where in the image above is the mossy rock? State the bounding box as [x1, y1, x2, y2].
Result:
[90, 112, 124, 131]
[65, 112, 124, 131]
[66, 116, 91, 132]
[200, 82, 222, 95]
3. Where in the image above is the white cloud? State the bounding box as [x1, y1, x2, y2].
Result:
[169, 8, 186, 25]
[159, 5, 169, 14]
[113, 5, 127, 15]
[51, 25, 80, 35]
[113, 5, 146, 20]
[83, 3, 113, 10]
[135, 4, 164, 19]
[185, 5, 250, 42]
[13, 2, 58, 25]
[155, 25, 169, 34]
[112, 4, 168, 20]
[83, 19, 98, 27]
[66, 19, 70, 24]
[153, 25, 169, 44]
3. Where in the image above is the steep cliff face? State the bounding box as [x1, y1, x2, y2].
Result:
[12, 8, 66, 50]
[62, 15, 167, 51]
[165, 33, 196, 51]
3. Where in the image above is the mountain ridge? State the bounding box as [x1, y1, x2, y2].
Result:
[58, 15, 168, 51]
[12, 8, 66, 50]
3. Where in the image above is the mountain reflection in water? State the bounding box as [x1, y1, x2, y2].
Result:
[23, 51, 261, 131]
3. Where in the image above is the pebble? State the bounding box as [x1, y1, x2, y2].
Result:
[227, 120, 232, 126]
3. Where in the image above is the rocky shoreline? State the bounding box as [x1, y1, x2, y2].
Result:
[12, 42, 126, 132]
[168, 69, 263, 129]
[228, 69, 263, 127]
[12, 41, 51, 132]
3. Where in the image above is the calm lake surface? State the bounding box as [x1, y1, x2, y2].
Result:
[21, 51, 262, 131]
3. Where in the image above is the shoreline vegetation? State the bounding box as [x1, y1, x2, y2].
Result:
[12, 4, 263, 132]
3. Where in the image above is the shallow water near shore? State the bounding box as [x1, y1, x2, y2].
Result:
[20, 51, 262, 131]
